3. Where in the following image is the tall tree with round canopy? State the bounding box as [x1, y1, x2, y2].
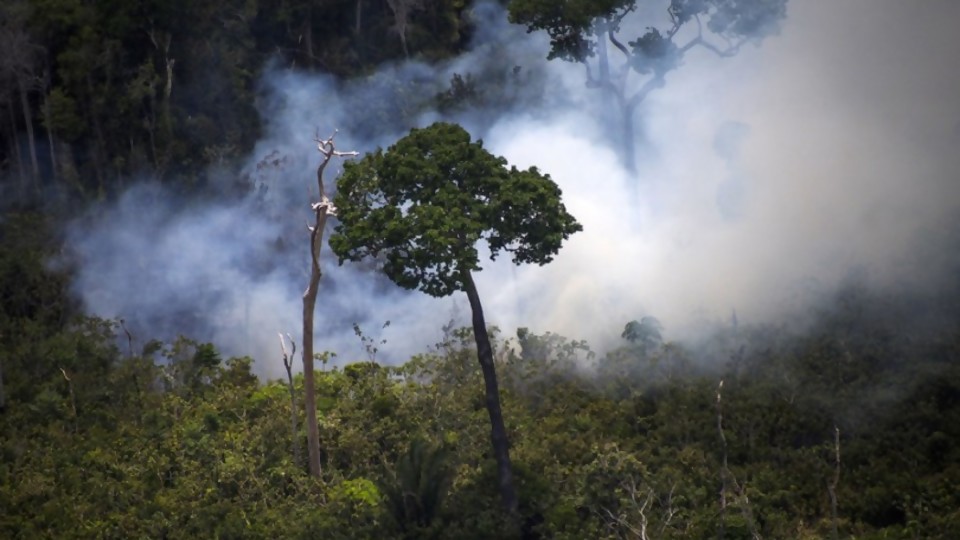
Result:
[329, 122, 582, 515]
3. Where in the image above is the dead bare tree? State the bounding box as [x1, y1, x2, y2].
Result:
[302, 131, 357, 478]
[279, 333, 302, 470]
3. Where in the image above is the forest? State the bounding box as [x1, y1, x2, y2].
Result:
[3, 0, 960, 538]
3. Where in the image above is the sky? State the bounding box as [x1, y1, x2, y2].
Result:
[66, 0, 960, 377]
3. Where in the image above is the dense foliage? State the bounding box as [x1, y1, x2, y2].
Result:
[331, 122, 582, 297]
[3, 213, 960, 538]
[0, 0, 474, 203]
[3, 1, 958, 538]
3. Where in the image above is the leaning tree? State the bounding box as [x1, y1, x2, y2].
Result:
[329, 122, 582, 515]
[508, 0, 788, 171]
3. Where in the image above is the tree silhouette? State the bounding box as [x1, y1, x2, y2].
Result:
[330, 121, 581, 515]
[508, 0, 787, 171]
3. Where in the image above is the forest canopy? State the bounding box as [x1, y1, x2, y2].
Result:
[3, 0, 960, 538]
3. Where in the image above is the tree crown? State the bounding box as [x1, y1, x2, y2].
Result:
[509, 0, 787, 67]
[329, 122, 582, 297]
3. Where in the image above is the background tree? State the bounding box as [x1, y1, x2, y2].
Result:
[386, 0, 424, 59]
[622, 316, 663, 352]
[508, 0, 788, 171]
[1, 210, 960, 537]
[0, 1, 43, 195]
[279, 333, 302, 470]
[329, 121, 582, 515]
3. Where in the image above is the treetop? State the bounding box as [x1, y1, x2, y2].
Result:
[509, 0, 787, 66]
[330, 122, 582, 298]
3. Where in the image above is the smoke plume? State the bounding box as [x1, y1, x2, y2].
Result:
[65, 1, 960, 376]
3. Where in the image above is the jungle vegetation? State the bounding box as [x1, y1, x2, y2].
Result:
[2, 0, 959, 538]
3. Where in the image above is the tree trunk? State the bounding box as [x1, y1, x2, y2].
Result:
[462, 270, 519, 515]
[300, 134, 355, 478]
[7, 94, 25, 199]
[621, 101, 637, 173]
[303, 6, 314, 69]
[281, 336, 302, 471]
[596, 23, 610, 85]
[354, 0, 363, 36]
[18, 78, 40, 191]
[86, 75, 107, 197]
[42, 97, 58, 189]
[302, 208, 328, 478]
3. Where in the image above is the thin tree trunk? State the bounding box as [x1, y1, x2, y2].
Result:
[87, 76, 106, 197]
[18, 79, 39, 190]
[597, 23, 610, 85]
[279, 334, 302, 470]
[119, 320, 144, 424]
[304, 6, 314, 69]
[302, 207, 327, 478]
[354, 0, 363, 35]
[300, 134, 351, 478]
[622, 101, 637, 173]
[42, 97, 58, 188]
[7, 95, 25, 199]
[299, 134, 355, 478]
[462, 270, 518, 516]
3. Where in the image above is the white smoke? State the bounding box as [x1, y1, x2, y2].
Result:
[65, 0, 960, 376]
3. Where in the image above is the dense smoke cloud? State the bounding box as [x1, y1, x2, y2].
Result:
[65, 1, 960, 376]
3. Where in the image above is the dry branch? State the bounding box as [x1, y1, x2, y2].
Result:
[279, 332, 302, 470]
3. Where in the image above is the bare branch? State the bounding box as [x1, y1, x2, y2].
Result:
[658, 483, 678, 536]
[637, 488, 654, 540]
[301, 129, 356, 478]
[278, 332, 290, 361]
[279, 331, 302, 470]
[607, 28, 630, 59]
[679, 18, 748, 58]
[601, 506, 645, 538]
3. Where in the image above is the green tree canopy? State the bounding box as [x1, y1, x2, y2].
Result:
[330, 121, 582, 297]
[330, 121, 581, 517]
